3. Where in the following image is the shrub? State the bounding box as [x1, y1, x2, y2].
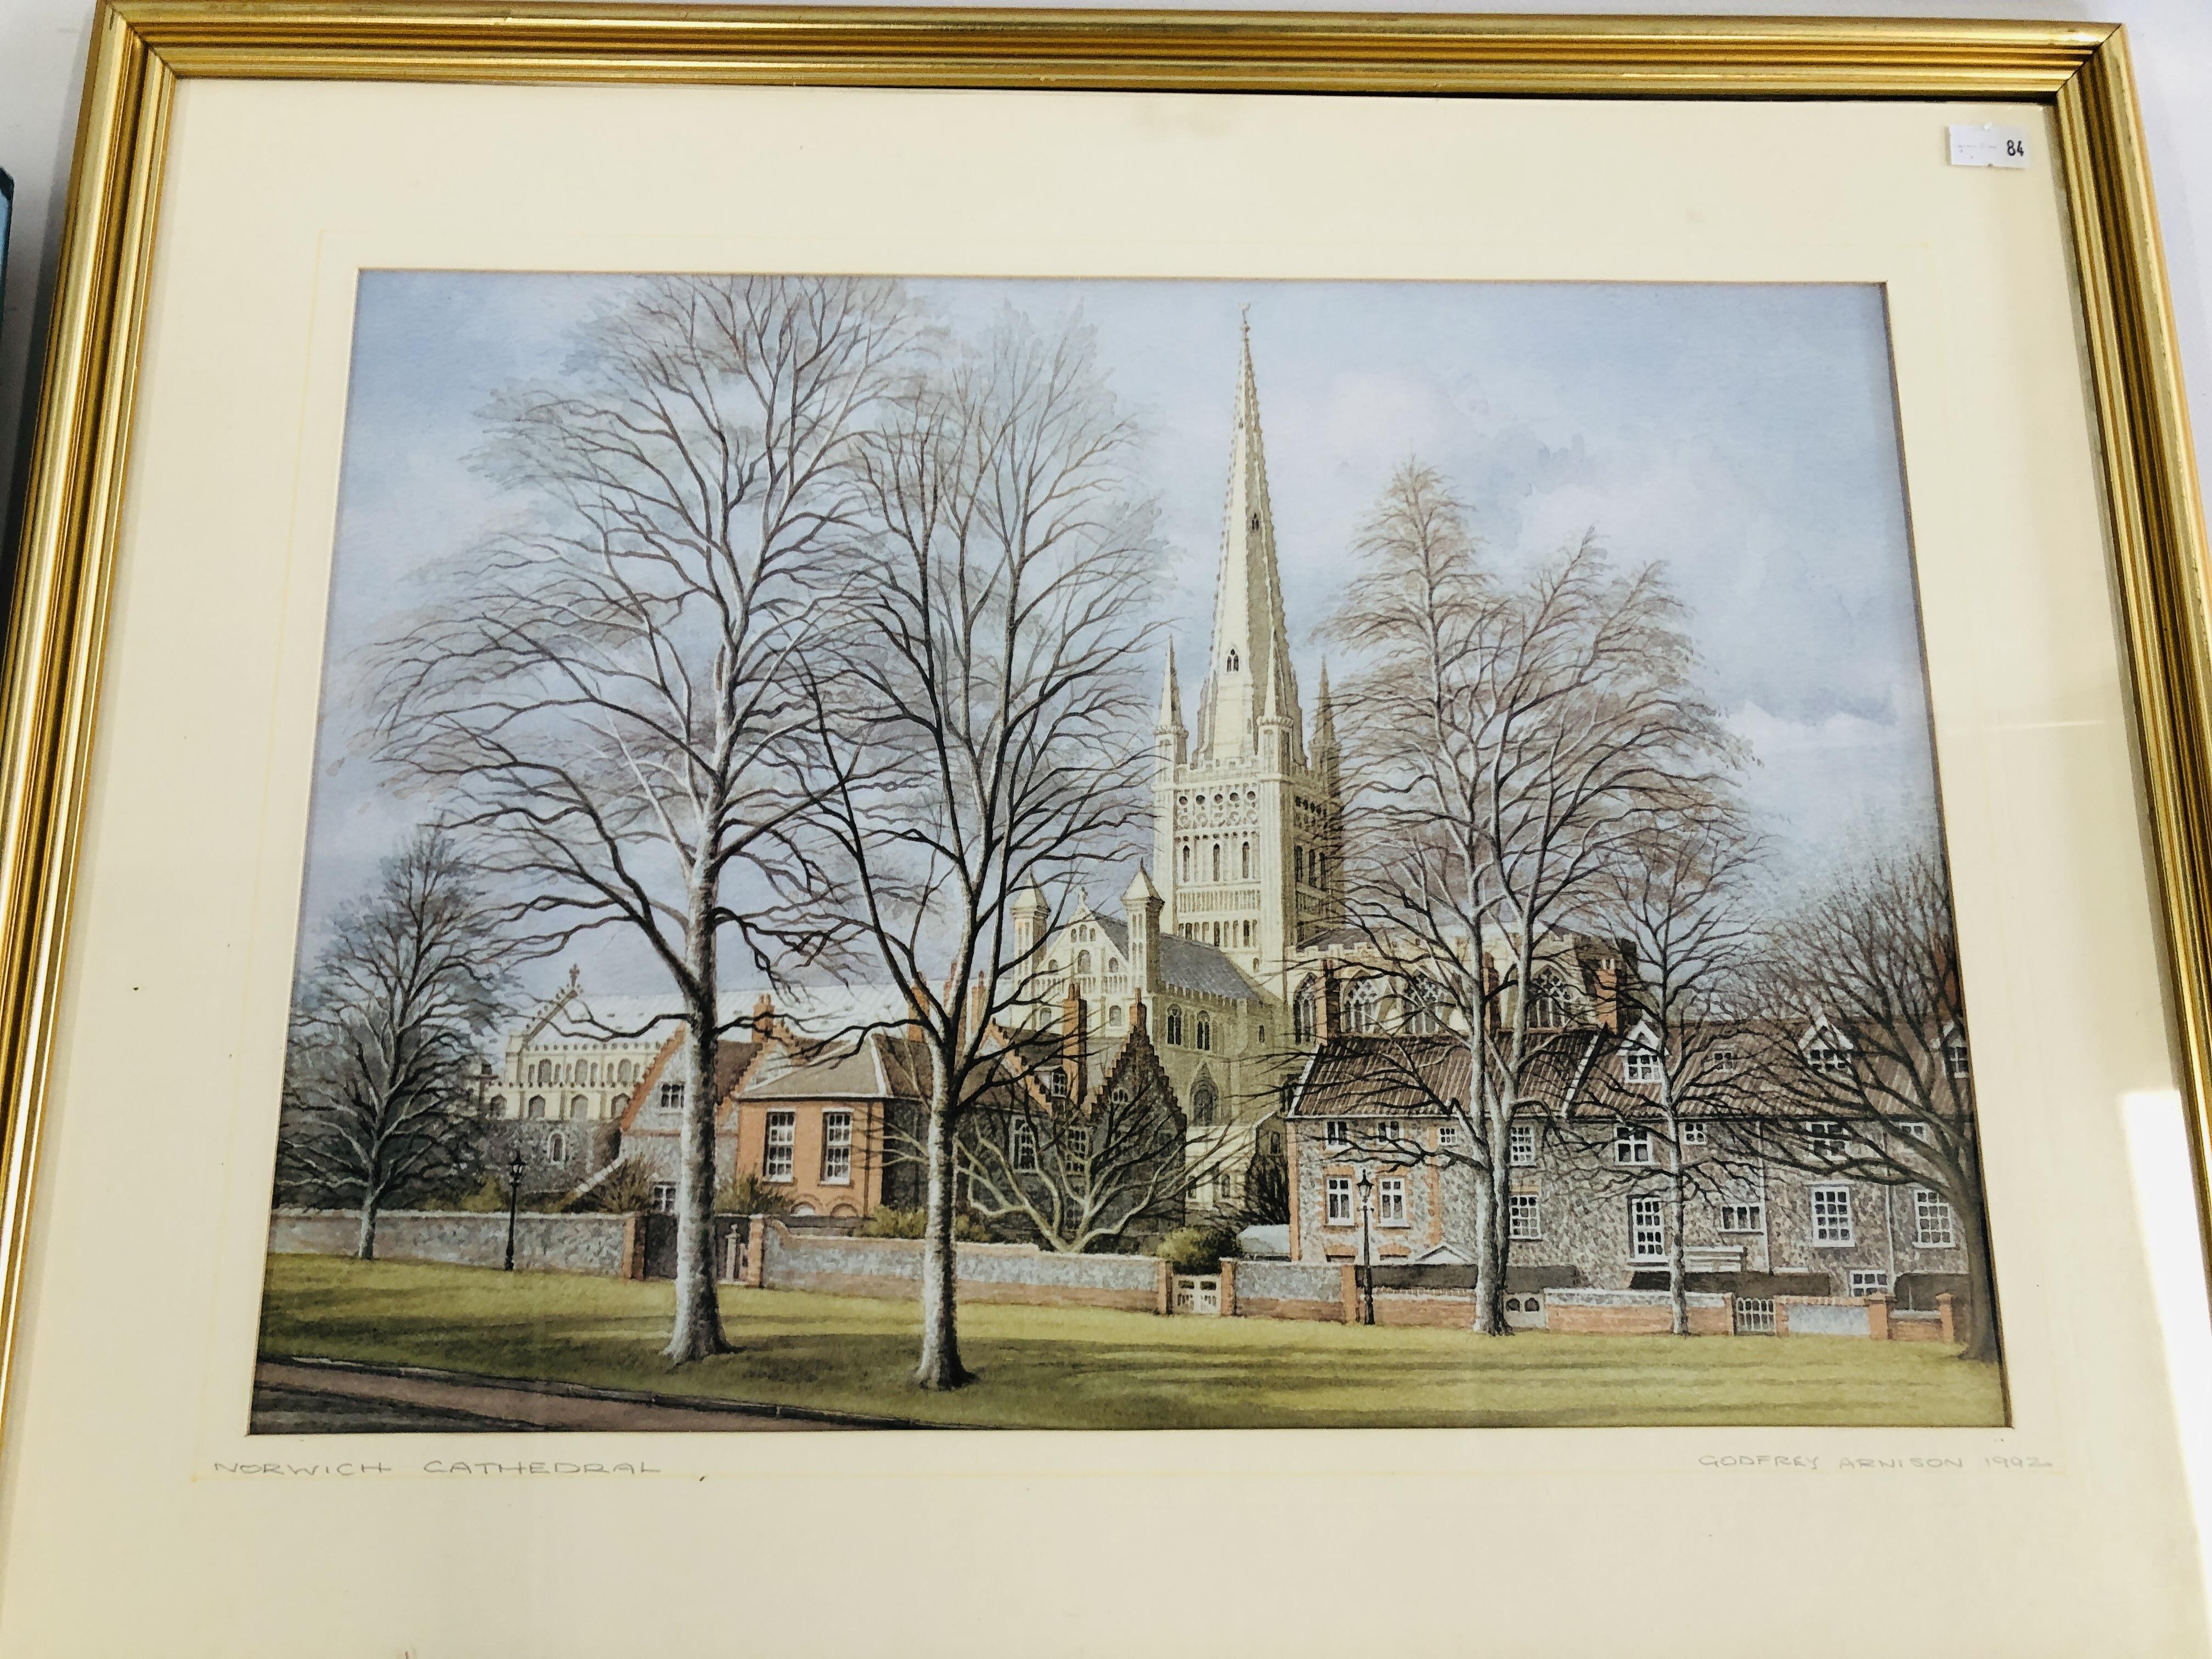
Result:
[565, 1155, 662, 1214]
[858, 1206, 988, 1242]
[1154, 1222, 1244, 1276]
[715, 1170, 794, 1217]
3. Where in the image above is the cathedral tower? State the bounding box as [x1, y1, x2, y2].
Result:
[1154, 319, 1344, 1003]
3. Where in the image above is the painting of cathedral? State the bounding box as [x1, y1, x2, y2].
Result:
[260, 273, 2006, 1431]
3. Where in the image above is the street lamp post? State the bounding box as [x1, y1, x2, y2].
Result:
[1356, 1165, 1375, 1326]
[503, 1144, 524, 1272]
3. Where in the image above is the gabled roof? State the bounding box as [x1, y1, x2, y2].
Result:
[738, 1031, 931, 1103]
[619, 1035, 762, 1133]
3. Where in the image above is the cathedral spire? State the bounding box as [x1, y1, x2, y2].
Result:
[1196, 315, 1302, 766]
[1312, 659, 1338, 757]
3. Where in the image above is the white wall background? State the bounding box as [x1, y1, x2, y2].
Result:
[1, 0, 2209, 1583]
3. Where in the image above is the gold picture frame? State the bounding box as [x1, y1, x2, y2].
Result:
[1, 4, 2206, 1642]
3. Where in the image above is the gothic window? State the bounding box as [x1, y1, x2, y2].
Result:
[1195, 1014, 1212, 1051]
[1227, 648, 1240, 672]
[1010, 1117, 1038, 1173]
[568, 1094, 588, 1119]
[1241, 921, 1254, 947]
[1180, 844, 1191, 882]
[1191, 1083, 1218, 1126]
[1345, 978, 1383, 1035]
[1526, 974, 1571, 1030]
[1166, 1006, 1186, 1046]
[1249, 511, 1261, 531]
[1404, 980, 1444, 1035]
[1293, 978, 1319, 1043]
[617, 1059, 634, 1083]
[1211, 843, 1222, 882]
[548, 1132, 567, 1164]
[1076, 950, 1092, 975]
[1240, 841, 1251, 879]
[535, 1059, 553, 1085]
[489, 1096, 507, 1117]
[525, 1094, 545, 1120]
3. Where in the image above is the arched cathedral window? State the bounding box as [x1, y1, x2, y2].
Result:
[1293, 978, 1319, 1043]
[1211, 843, 1222, 882]
[1191, 1082, 1218, 1126]
[1227, 648, 1240, 672]
[1180, 844, 1190, 882]
[1076, 950, 1092, 976]
[1240, 841, 1251, 879]
[1345, 978, 1383, 1035]
[1166, 1006, 1185, 1046]
[1195, 1014, 1212, 1051]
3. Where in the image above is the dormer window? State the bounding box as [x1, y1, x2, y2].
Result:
[1045, 1069, 1068, 1098]
[1622, 1045, 1662, 1085]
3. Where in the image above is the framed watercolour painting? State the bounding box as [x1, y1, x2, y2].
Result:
[1, 8, 2208, 1655]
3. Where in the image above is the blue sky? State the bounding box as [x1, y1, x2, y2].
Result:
[304, 273, 1936, 992]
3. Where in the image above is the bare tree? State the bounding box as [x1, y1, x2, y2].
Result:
[1575, 811, 1765, 1334]
[370, 275, 916, 1362]
[811, 308, 1159, 1388]
[278, 830, 509, 1259]
[1745, 849, 1999, 1362]
[1319, 460, 1739, 1332]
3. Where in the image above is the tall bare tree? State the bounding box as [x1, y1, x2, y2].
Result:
[1321, 460, 1739, 1332]
[811, 309, 1159, 1388]
[278, 830, 509, 1258]
[1577, 811, 1765, 1334]
[370, 275, 916, 1361]
[1746, 848, 1999, 1362]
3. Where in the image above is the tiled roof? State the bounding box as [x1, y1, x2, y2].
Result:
[1088, 913, 1265, 1003]
[740, 1032, 932, 1103]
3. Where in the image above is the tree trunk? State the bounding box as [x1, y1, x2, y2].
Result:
[356, 1190, 380, 1262]
[1666, 1166, 1690, 1336]
[915, 1080, 973, 1390]
[663, 901, 730, 1364]
[1469, 1163, 1507, 1335]
[1955, 1186, 2001, 1364]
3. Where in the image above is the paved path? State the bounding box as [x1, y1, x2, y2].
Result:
[253, 1357, 939, 1433]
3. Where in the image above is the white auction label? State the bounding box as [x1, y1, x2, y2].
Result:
[1949, 123, 2031, 170]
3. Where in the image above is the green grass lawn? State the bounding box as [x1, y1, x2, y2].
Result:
[259, 1254, 2007, 1429]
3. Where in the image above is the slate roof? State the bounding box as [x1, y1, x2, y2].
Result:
[738, 1031, 931, 1103]
[1088, 913, 1266, 1003]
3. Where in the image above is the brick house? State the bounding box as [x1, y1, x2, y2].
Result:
[614, 1025, 769, 1210]
[725, 1030, 933, 1219]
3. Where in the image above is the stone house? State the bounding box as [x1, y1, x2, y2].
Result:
[1283, 1028, 1978, 1323]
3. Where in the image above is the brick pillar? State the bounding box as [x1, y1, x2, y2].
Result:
[1867, 1294, 1891, 1341]
[1155, 1257, 1173, 1316]
[620, 1214, 642, 1280]
[1936, 1292, 1955, 1344]
[1219, 1259, 1238, 1319]
[1340, 1263, 1361, 1325]
[1775, 1299, 1792, 1338]
[742, 1216, 768, 1288]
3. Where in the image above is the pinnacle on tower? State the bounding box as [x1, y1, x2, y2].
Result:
[1312, 659, 1338, 757]
[1156, 638, 1186, 735]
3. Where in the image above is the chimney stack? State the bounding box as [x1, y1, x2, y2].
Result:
[1061, 981, 1088, 1103]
